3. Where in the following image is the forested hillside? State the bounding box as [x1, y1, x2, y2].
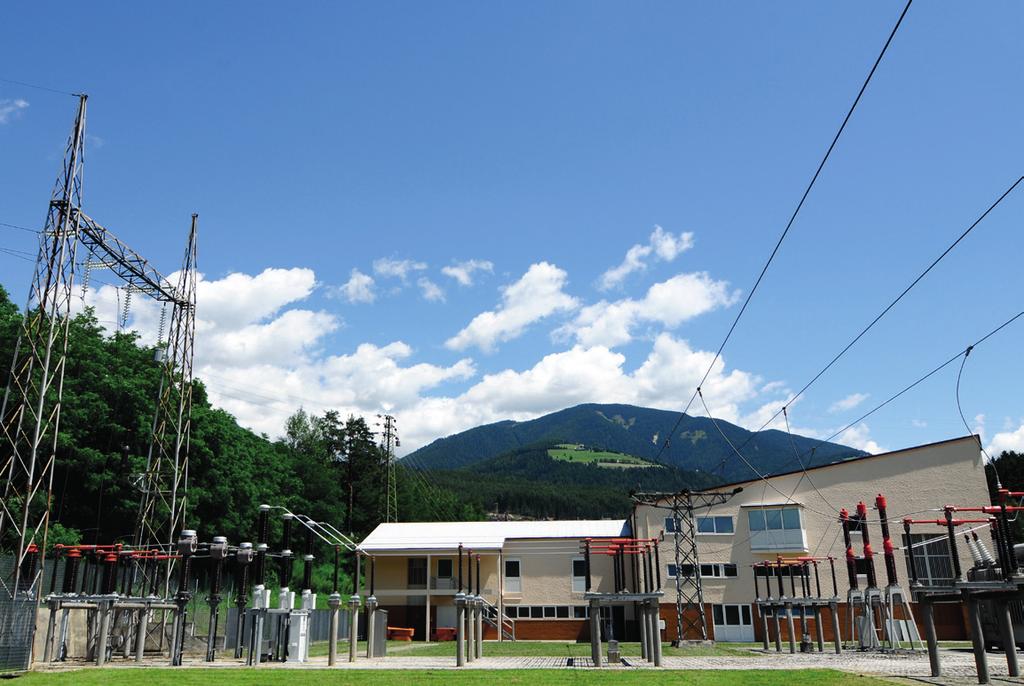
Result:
[406, 402, 866, 480]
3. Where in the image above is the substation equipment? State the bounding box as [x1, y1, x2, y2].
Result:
[752, 556, 843, 655]
[903, 487, 1024, 684]
[0, 94, 198, 672]
[580, 536, 664, 668]
[452, 544, 487, 667]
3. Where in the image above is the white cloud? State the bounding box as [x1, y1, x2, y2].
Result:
[599, 225, 694, 290]
[337, 268, 375, 304]
[445, 262, 579, 352]
[828, 392, 869, 414]
[988, 423, 1024, 456]
[373, 258, 427, 282]
[560, 272, 739, 348]
[0, 99, 28, 124]
[835, 423, 882, 454]
[911, 419, 928, 428]
[442, 259, 494, 287]
[417, 277, 445, 302]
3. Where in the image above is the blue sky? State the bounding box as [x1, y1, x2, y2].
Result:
[1, 1, 1022, 460]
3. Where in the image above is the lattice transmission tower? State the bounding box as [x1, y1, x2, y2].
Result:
[633, 488, 739, 643]
[377, 414, 399, 523]
[0, 94, 198, 601]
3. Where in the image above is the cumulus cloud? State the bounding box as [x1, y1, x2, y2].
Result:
[828, 392, 869, 414]
[988, 423, 1024, 456]
[0, 99, 28, 124]
[337, 268, 375, 304]
[835, 423, 882, 454]
[559, 272, 739, 348]
[911, 419, 928, 428]
[442, 259, 494, 287]
[373, 258, 427, 282]
[417, 277, 445, 302]
[599, 225, 694, 290]
[445, 262, 579, 353]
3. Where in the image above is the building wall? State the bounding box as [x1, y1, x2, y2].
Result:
[633, 436, 988, 639]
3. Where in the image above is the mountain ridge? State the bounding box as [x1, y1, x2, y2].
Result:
[404, 402, 866, 483]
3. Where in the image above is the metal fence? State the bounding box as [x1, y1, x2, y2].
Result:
[0, 556, 36, 672]
[223, 607, 351, 648]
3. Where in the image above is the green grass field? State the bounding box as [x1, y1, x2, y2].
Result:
[14, 669, 898, 685]
[548, 446, 654, 468]
[370, 640, 756, 658]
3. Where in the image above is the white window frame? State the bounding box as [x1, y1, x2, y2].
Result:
[504, 557, 522, 594]
[696, 515, 735, 535]
[571, 556, 586, 593]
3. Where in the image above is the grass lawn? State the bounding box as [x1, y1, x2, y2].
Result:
[14, 669, 899, 685]
[547, 447, 653, 467]
[309, 640, 758, 658]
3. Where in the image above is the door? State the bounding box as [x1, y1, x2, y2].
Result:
[504, 558, 522, 594]
[712, 604, 754, 642]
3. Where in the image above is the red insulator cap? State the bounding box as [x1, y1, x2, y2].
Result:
[883, 540, 894, 555]
[875, 494, 887, 509]
[856, 501, 868, 516]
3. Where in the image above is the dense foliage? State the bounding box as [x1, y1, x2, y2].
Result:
[406, 402, 866, 480]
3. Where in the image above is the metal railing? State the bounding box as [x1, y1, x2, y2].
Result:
[480, 598, 515, 641]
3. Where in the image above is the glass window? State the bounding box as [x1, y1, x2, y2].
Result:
[712, 605, 724, 625]
[725, 605, 740, 625]
[573, 606, 587, 619]
[437, 559, 453, 578]
[782, 508, 801, 530]
[723, 564, 738, 578]
[715, 516, 735, 534]
[556, 606, 569, 618]
[741, 605, 752, 624]
[697, 517, 716, 533]
[543, 606, 556, 618]
[407, 558, 427, 586]
[572, 559, 586, 577]
[505, 559, 521, 578]
[667, 564, 678, 578]
[747, 510, 766, 531]
[700, 564, 716, 577]
[530, 606, 543, 619]
[765, 509, 783, 530]
[664, 517, 678, 533]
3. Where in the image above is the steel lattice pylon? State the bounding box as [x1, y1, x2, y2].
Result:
[0, 95, 198, 606]
[377, 414, 399, 523]
[633, 488, 739, 643]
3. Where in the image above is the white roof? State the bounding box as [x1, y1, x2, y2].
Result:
[360, 519, 631, 553]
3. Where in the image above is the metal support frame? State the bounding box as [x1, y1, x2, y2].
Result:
[633, 488, 739, 642]
[377, 414, 399, 523]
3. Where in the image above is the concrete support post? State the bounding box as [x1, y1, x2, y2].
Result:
[475, 598, 483, 659]
[967, 598, 990, 685]
[760, 604, 769, 651]
[365, 596, 378, 659]
[772, 604, 782, 652]
[651, 603, 663, 667]
[590, 600, 602, 667]
[829, 601, 841, 654]
[466, 596, 476, 662]
[639, 602, 649, 661]
[95, 600, 111, 667]
[456, 593, 466, 667]
[43, 601, 58, 662]
[348, 595, 360, 663]
[785, 602, 796, 654]
[327, 593, 340, 666]
[135, 607, 148, 662]
[814, 606, 825, 652]
[998, 601, 1020, 677]
[920, 601, 940, 677]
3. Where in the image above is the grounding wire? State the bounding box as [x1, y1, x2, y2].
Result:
[653, 0, 913, 465]
[0, 76, 79, 97]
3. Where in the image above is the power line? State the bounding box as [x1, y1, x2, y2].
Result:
[654, 0, 914, 463]
[0, 221, 38, 234]
[955, 346, 999, 485]
[0, 76, 78, 97]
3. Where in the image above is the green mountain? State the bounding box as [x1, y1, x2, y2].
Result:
[404, 403, 866, 483]
[427, 444, 721, 519]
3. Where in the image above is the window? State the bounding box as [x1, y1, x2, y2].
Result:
[530, 606, 543, 619]
[407, 557, 427, 587]
[437, 559, 453, 578]
[665, 517, 678, 533]
[746, 506, 807, 552]
[697, 516, 735, 534]
[903, 533, 955, 587]
[670, 563, 737, 579]
[724, 564, 738, 578]
[556, 606, 570, 618]
[572, 558, 587, 593]
[573, 606, 587, 619]
[504, 558, 522, 593]
[543, 606, 556, 618]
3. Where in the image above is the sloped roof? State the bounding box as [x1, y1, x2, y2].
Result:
[360, 519, 631, 552]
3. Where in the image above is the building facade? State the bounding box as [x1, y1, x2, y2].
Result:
[362, 435, 988, 642]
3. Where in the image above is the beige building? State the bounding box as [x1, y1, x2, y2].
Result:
[632, 434, 988, 641]
[362, 435, 989, 642]
[359, 519, 630, 641]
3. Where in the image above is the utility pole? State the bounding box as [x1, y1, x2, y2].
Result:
[377, 414, 399, 523]
[633, 488, 740, 643]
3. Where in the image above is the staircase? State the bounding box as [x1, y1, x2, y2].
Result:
[481, 598, 516, 641]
